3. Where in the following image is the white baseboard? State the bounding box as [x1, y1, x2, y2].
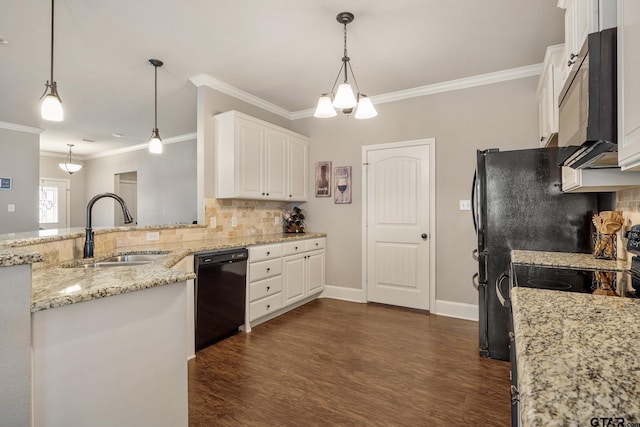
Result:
[321, 285, 366, 303]
[434, 300, 478, 321]
[322, 287, 478, 322]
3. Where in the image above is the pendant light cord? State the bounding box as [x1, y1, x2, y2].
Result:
[50, 0, 55, 84]
[154, 64, 158, 129]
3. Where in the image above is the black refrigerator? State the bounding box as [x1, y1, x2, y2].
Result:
[472, 147, 600, 361]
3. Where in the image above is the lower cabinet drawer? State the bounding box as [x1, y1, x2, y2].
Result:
[249, 275, 283, 302]
[249, 292, 283, 321]
[249, 258, 282, 282]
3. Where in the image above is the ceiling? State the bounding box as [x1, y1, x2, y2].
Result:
[0, 0, 564, 156]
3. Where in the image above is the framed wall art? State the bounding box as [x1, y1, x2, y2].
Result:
[315, 161, 331, 197]
[334, 166, 352, 204]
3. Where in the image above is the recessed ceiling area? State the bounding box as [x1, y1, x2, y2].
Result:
[0, 0, 564, 156]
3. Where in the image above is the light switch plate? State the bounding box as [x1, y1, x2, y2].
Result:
[7, 204, 15, 212]
[459, 200, 471, 211]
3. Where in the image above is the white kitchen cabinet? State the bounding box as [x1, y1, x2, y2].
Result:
[537, 44, 565, 147]
[617, 0, 640, 170]
[247, 238, 325, 328]
[557, 0, 616, 85]
[287, 135, 308, 201]
[215, 110, 309, 201]
[282, 238, 326, 305]
[247, 243, 283, 323]
[561, 166, 640, 192]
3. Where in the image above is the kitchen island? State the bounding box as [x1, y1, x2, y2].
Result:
[511, 287, 640, 426]
[0, 227, 326, 427]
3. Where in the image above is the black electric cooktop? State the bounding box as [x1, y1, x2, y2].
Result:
[512, 264, 639, 298]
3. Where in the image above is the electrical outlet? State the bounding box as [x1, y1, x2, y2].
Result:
[210, 217, 217, 228]
[231, 216, 237, 227]
[274, 215, 280, 225]
[459, 200, 471, 211]
[7, 204, 15, 212]
[146, 231, 160, 241]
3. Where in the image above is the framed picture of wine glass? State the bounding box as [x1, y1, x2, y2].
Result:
[334, 166, 352, 204]
[315, 161, 331, 197]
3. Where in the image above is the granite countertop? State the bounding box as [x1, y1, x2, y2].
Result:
[0, 246, 44, 267]
[511, 250, 629, 272]
[30, 232, 326, 312]
[511, 287, 640, 427]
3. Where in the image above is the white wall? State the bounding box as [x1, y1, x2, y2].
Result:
[84, 139, 197, 227]
[0, 128, 39, 233]
[290, 76, 540, 306]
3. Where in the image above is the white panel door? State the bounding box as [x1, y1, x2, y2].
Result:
[38, 178, 69, 230]
[287, 136, 308, 201]
[306, 249, 325, 295]
[366, 145, 430, 310]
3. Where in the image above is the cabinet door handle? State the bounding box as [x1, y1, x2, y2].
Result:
[295, 246, 298, 250]
[262, 192, 265, 196]
[266, 304, 271, 310]
[266, 193, 270, 196]
[540, 136, 545, 142]
[266, 251, 271, 256]
[289, 194, 292, 198]
[266, 267, 271, 272]
[315, 243, 319, 247]
[266, 286, 270, 291]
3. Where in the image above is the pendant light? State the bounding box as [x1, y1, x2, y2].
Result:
[40, 0, 63, 121]
[148, 59, 163, 154]
[58, 144, 83, 174]
[314, 12, 377, 120]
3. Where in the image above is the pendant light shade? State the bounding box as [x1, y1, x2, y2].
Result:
[40, 0, 63, 122]
[313, 94, 337, 118]
[58, 144, 83, 174]
[313, 12, 377, 119]
[148, 59, 164, 154]
[149, 128, 163, 154]
[354, 94, 378, 119]
[333, 83, 357, 109]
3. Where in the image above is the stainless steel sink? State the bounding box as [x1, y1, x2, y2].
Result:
[101, 254, 166, 262]
[71, 253, 167, 268]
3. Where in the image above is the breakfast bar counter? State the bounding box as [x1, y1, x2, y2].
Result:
[511, 287, 640, 426]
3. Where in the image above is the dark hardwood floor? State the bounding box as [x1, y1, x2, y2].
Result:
[188, 299, 511, 426]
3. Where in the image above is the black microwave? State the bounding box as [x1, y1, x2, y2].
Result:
[557, 27, 617, 169]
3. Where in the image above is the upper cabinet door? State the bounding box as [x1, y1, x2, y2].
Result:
[287, 135, 308, 201]
[264, 129, 287, 199]
[618, 0, 640, 170]
[237, 119, 265, 198]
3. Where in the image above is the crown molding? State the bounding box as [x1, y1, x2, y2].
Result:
[193, 64, 542, 121]
[189, 74, 292, 119]
[84, 132, 197, 160]
[40, 151, 84, 160]
[0, 121, 43, 134]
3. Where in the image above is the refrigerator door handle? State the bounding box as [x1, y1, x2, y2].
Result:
[471, 171, 477, 234]
[496, 272, 511, 307]
[472, 273, 479, 290]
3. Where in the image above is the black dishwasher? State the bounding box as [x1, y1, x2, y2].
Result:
[194, 248, 248, 351]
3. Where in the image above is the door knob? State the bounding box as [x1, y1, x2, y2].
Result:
[421, 233, 428, 240]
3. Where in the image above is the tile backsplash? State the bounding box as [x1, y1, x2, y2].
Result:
[204, 198, 290, 237]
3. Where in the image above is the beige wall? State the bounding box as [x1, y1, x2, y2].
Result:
[197, 76, 542, 305]
[291, 77, 541, 305]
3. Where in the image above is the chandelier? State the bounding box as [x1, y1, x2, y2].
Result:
[313, 12, 377, 119]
